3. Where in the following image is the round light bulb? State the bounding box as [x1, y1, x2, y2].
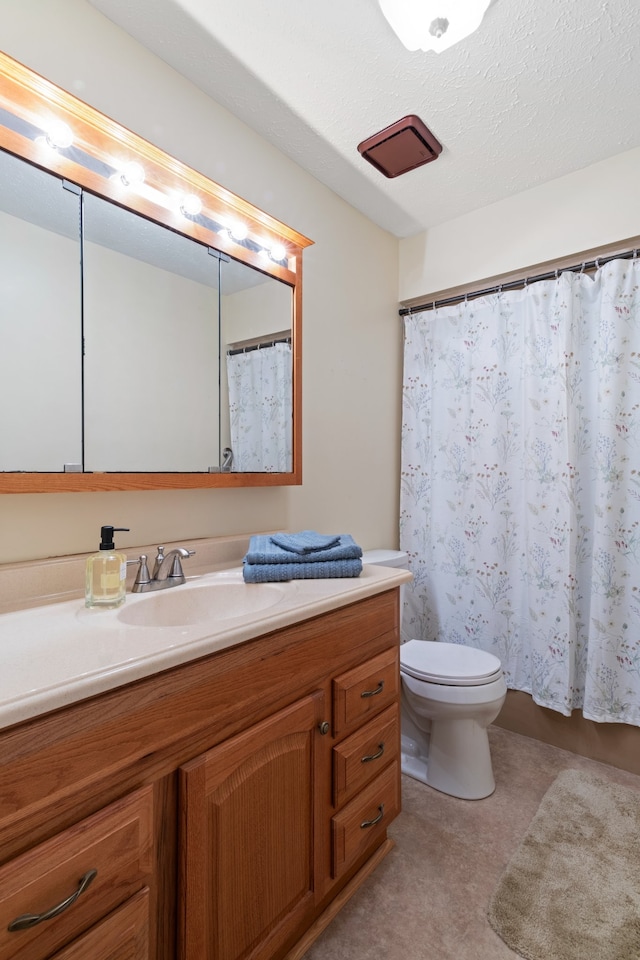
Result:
[269, 242, 286, 262]
[120, 161, 145, 187]
[229, 221, 248, 241]
[44, 119, 73, 150]
[180, 194, 202, 216]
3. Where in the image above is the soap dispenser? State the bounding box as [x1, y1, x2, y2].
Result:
[85, 525, 130, 609]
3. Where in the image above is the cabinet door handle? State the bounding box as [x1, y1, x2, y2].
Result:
[360, 804, 384, 829]
[360, 680, 384, 699]
[361, 742, 385, 764]
[8, 869, 98, 932]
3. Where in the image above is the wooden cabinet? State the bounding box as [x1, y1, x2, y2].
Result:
[329, 653, 401, 881]
[178, 694, 324, 960]
[0, 588, 402, 960]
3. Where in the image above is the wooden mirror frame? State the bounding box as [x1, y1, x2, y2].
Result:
[0, 51, 312, 493]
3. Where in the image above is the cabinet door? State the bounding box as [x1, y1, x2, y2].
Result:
[178, 693, 325, 960]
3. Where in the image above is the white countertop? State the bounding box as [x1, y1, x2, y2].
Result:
[0, 564, 411, 731]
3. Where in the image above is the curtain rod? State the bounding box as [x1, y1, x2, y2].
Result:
[227, 336, 291, 356]
[399, 247, 639, 316]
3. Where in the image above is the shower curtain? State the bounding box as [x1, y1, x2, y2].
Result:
[226, 341, 292, 472]
[400, 258, 640, 724]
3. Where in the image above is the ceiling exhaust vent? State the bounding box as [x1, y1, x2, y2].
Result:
[357, 115, 442, 178]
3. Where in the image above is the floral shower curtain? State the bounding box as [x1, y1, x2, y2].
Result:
[400, 258, 640, 725]
[226, 341, 292, 472]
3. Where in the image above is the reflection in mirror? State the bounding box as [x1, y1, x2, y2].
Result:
[0, 150, 82, 471]
[221, 269, 293, 472]
[83, 195, 222, 472]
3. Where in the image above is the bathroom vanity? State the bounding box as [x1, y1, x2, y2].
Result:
[0, 549, 410, 960]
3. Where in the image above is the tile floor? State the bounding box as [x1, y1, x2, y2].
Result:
[302, 725, 640, 960]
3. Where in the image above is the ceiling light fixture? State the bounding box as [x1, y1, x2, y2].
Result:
[377, 0, 491, 53]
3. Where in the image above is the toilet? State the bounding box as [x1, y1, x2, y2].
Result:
[362, 550, 507, 800]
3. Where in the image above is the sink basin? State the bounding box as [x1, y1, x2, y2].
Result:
[117, 580, 284, 628]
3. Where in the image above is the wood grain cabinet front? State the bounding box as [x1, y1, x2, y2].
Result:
[178, 693, 325, 960]
[332, 646, 399, 737]
[49, 889, 150, 960]
[331, 762, 400, 880]
[332, 705, 399, 808]
[0, 786, 154, 960]
[329, 645, 401, 884]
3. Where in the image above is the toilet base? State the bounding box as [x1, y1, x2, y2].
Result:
[400, 734, 430, 786]
[400, 724, 497, 801]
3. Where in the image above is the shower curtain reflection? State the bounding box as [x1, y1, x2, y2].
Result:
[226, 342, 292, 472]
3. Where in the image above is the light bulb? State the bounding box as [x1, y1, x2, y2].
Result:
[119, 161, 145, 187]
[44, 119, 73, 150]
[269, 242, 286, 262]
[180, 194, 202, 216]
[229, 221, 248, 242]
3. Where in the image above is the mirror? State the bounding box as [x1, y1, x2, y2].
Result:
[0, 51, 311, 492]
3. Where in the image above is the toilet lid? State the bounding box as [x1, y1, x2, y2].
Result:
[400, 640, 503, 686]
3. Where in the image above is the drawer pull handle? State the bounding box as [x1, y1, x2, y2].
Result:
[8, 869, 98, 932]
[361, 804, 384, 829]
[361, 680, 384, 699]
[361, 742, 385, 763]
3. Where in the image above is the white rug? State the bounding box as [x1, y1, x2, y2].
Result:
[488, 768, 640, 960]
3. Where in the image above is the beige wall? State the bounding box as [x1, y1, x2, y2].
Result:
[0, 0, 401, 562]
[399, 146, 640, 300]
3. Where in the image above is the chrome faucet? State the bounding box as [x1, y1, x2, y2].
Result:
[130, 545, 196, 593]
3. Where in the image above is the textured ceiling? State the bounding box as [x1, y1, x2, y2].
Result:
[88, 0, 640, 238]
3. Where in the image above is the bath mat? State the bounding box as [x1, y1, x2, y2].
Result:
[488, 769, 640, 960]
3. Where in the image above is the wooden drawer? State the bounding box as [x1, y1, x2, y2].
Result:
[331, 762, 400, 879]
[51, 888, 149, 960]
[0, 786, 153, 960]
[332, 647, 399, 736]
[333, 705, 399, 808]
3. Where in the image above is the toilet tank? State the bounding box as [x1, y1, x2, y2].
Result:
[362, 549, 410, 641]
[361, 549, 409, 570]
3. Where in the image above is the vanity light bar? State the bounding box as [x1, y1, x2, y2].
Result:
[0, 101, 292, 263]
[0, 49, 312, 282]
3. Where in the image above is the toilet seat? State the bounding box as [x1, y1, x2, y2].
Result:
[400, 640, 503, 686]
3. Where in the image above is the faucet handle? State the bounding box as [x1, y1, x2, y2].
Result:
[152, 545, 165, 579]
[128, 554, 151, 589]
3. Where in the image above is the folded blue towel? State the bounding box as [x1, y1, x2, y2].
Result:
[271, 530, 340, 554]
[244, 533, 362, 565]
[242, 557, 363, 583]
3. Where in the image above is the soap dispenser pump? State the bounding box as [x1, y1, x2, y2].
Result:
[85, 525, 130, 609]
